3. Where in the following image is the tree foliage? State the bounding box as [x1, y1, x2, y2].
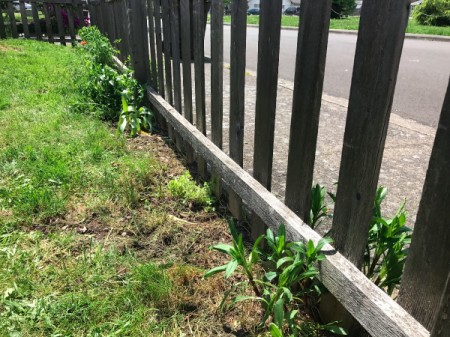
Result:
[331, 0, 357, 19]
[414, 0, 450, 26]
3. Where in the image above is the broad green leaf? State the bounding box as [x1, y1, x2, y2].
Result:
[269, 323, 283, 337]
[276, 256, 294, 269]
[211, 243, 233, 255]
[204, 264, 228, 278]
[265, 271, 277, 281]
[233, 295, 261, 304]
[322, 324, 348, 335]
[273, 297, 285, 328]
[225, 260, 238, 278]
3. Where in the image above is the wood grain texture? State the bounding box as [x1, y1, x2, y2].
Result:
[252, 0, 282, 191]
[180, 0, 192, 123]
[144, 83, 429, 337]
[0, 6, 6, 38]
[398, 77, 450, 330]
[146, 0, 158, 89]
[331, 0, 410, 267]
[210, 0, 223, 149]
[19, 1, 30, 38]
[126, 0, 150, 84]
[153, 0, 165, 97]
[284, 0, 332, 222]
[31, 2, 42, 40]
[193, 0, 206, 134]
[161, 0, 173, 104]
[42, 2, 53, 42]
[54, 4, 66, 45]
[229, 0, 246, 166]
[430, 272, 450, 337]
[170, 0, 182, 113]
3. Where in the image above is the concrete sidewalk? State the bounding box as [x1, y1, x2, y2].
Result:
[200, 63, 436, 229]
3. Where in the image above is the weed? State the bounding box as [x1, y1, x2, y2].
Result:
[119, 90, 154, 137]
[167, 171, 214, 210]
[205, 222, 346, 336]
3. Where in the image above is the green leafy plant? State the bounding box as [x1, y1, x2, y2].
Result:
[309, 184, 330, 230]
[167, 171, 214, 209]
[331, 0, 357, 19]
[413, 0, 450, 27]
[78, 26, 117, 66]
[205, 222, 346, 336]
[118, 90, 154, 137]
[363, 187, 412, 296]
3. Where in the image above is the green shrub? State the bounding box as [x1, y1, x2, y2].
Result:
[413, 0, 450, 26]
[78, 26, 117, 66]
[331, 0, 356, 19]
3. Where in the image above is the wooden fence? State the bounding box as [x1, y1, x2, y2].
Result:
[0, 0, 87, 44]
[3, 0, 449, 336]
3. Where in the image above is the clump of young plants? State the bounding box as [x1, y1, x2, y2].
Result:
[76, 26, 153, 136]
[307, 184, 412, 296]
[205, 222, 347, 337]
[167, 171, 214, 210]
[363, 187, 412, 296]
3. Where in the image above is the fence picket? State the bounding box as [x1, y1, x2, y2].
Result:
[19, 1, 30, 38]
[161, 0, 173, 104]
[67, 5, 76, 45]
[431, 272, 450, 337]
[153, 0, 165, 97]
[210, 0, 223, 149]
[170, 0, 182, 113]
[193, 0, 205, 134]
[6, 1, 18, 38]
[0, 6, 6, 38]
[146, 0, 157, 89]
[31, 1, 42, 40]
[54, 3, 66, 45]
[284, 0, 332, 223]
[42, 2, 53, 42]
[331, 0, 410, 267]
[180, 0, 192, 123]
[398, 77, 450, 330]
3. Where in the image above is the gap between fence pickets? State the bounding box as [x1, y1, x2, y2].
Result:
[112, 57, 428, 337]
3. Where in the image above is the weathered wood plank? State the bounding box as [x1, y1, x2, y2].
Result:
[284, 0, 332, 223]
[0, 6, 6, 38]
[398, 77, 450, 330]
[31, 2, 42, 40]
[19, 1, 30, 38]
[180, 0, 192, 123]
[161, 0, 173, 104]
[193, 0, 205, 134]
[126, 0, 150, 84]
[146, 0, 158, 89]
[170, 0, 182, 113]
[430, 272, 450, 337]
[42, 2, 53, 43]
[210, 0, 223, 149]
[6, 1, 18, 38]
[331, 0, 410, 267]
[229, 0, 246, 166]
[153, 0, 165, 97]
[252, 0, 282, 190]
[67, 5, 76, 46]
[143, 82, 429, 337]
[54, 3, 66, 45]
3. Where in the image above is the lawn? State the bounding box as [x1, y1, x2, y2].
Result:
[222, 15, 450, 36]
[0, 39, 253, 336]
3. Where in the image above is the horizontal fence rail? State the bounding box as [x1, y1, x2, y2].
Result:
[0, 0, 88, 44]
[5, 0, 447, 336]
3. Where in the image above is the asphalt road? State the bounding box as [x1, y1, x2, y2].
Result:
[205, 25, 450, 127]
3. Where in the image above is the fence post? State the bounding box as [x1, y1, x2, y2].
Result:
[284, 0, 332, 223]
[0, 6, 6, 39]
[331, 0, 410, 268]
[398, 77, 450, 330]
[125, 0, 150, 84]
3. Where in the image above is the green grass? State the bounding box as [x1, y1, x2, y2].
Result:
[222, 15, 450, 36]
[0, 39, 237, 336]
